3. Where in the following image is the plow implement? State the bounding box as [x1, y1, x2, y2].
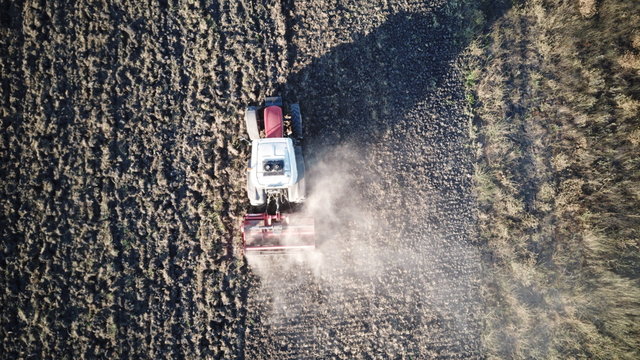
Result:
[242, 213, 315, 254]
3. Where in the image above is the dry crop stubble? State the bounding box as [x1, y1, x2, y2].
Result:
[468, 0, 640, 358]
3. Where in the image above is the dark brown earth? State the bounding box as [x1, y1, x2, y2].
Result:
[1, 0, 484, 358]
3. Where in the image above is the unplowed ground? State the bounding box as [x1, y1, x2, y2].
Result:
[1, 0, 483, 358]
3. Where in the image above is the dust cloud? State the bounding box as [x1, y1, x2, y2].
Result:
[245, 144, 439, 327]
[247, 144, 383, 276]
[244, 137, 482, 357]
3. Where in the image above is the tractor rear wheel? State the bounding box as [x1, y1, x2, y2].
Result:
[290, 103, 303, 140]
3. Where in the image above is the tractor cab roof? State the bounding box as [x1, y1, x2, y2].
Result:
[251, 138, 298, 188]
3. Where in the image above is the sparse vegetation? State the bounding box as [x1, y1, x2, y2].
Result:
[466, 0, 640, 357]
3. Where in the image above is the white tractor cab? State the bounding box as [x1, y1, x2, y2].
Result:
[247, 137, 305, 206]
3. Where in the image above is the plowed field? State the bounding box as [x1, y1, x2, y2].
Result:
[1, 1, 483, 358]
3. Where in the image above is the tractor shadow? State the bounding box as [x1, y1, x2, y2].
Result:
[284, 5, 510, 165]
[286, 10, 463, 151]
[280, 9, 495, 246]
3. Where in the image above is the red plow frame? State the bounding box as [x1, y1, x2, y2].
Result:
[242, 213, 315, 254]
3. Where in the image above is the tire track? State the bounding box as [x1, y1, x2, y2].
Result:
[281, 0, 298, 71]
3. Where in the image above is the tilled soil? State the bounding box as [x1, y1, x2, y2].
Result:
[1, 0, 482, 359]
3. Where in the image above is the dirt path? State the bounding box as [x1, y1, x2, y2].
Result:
[1, 0, 482, 358]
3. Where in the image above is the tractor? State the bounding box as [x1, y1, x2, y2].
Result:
[241, 96, 315, 254]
